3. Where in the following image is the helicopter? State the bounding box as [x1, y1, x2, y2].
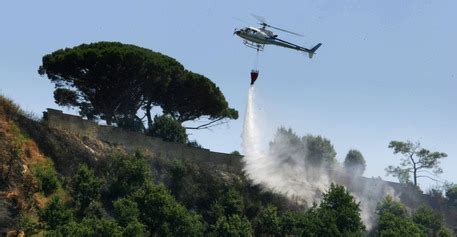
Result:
[234, 15, 322, 59]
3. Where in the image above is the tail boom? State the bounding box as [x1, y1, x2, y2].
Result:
[270, 38, 322, 59]
[306, 43, 322, 59]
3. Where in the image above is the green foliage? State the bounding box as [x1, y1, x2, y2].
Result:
[385, 166, 411, 184]
[53, 88, 78, 107]
[279, 205, 343, 237]
[44, 221, 88, 237]
[71, 164, 102, 214]
[161, 71, 239, 123]
[115, 115, 145, 133]
[17, 213, 39, 236]
[376, 196, 408, 218]
[280, 210, 305, 235]
[427, 186, 445, 199]
[319, 183, 365, 236]
[132, 182, 204, 236]
[38, 41, 183, 125]
[158, 158, 231, 223]
[377, 212, 425, 237]
[375, 197, 453, 236]
[39, 196, 72, 230]
[386, 140, 447, 186]
[269, 128, 337, 168]
[445, 183, 457, 206]
[219, 188, 245, 217]
[80, 218, 124, 237]
[0, 95, 22, 119]
[303, 134, 337, 166]
[211, 214, 252, 237]
[247, 184, 364, 236]
[114, 198, 140, 227]
[344, 149, 366, 175]
[375, 196, 424, 237]
[437, 227, 453, 237]
[412, 205, 444, 236]
[105, 153, 152, 198]
[82, 201, 107, 219]
[38, 41, 238, 130]
[147, 115, 187, 143]
[123, 220, 146, 237]
[187, 139, 203, 148]
[46, 218, 124, 237]
[256, 205, 281, 236]
[166, 159, 187, 196]
[269, 127, 305, 162]
[34, 162, 60, 196]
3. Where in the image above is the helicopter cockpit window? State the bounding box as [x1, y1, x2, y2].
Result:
[246, 29, 256, 35]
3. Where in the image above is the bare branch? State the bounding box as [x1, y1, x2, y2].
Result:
[416, 169, 441, 177]
[416, 175, 445, 183]
[184, 117, 227, 130]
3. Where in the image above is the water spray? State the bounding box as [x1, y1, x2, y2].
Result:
[241, 86, 399, 229]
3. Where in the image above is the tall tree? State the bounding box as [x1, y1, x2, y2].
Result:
[303, 134, 337, 167]
[319, 183, 365, 235]
[344, 149, 366, 176]
[38, 41, 238, 131]
[386, 140, 447, 186]
[269, 127, 306, 164]
[268, 128, 337, 168]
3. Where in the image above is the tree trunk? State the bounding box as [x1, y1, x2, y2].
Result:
[413, 166, 417, 186]
[145, 101, 153, 129]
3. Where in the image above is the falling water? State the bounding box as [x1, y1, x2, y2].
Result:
[241, 86, 265, 183]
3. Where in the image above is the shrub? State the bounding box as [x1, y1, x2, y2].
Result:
[34, 163, 59, 196]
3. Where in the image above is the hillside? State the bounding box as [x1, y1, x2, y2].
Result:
[1, 95, 456, 236]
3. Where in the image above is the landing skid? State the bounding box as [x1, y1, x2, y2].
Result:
[243, 40, 264, 51]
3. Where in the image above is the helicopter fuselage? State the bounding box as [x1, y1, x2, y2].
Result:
[234, 26, 321, 58]
[234, 27, 275, 45]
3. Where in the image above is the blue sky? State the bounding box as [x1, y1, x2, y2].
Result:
[1, 0, 456, 189]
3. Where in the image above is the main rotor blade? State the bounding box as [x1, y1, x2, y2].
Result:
[268, 25, 304, 37]
[251, 14, 266, 24]
[251, 14, 303, 37]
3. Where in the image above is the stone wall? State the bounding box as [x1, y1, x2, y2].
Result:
[43, 109, 242, 172]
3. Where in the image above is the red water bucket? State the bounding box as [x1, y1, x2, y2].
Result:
[250, 70, 259, 85]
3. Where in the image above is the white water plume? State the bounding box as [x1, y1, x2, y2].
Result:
[241, 86, 400, 229]
[242, 86, 330, 203]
